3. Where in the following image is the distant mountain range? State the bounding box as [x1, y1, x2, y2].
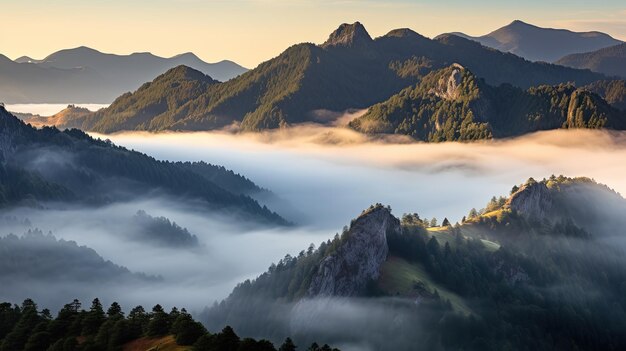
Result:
[0, 46, 247, 103]
[442, 20, 622, 63]
[349, 65, 626, 141]
[556, 43, 626, 78]
[51, 22, 609, 134]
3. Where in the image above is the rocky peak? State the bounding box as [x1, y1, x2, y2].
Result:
[322, 22, 373, 49]
[307, 204, 400, 297]
[431, 64, 466, 100]
[506, 178, 554, 221]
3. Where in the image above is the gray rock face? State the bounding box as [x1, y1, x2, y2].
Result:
[507, 181, 554, 221]
[307, 205, 400, 297]
[433, 64, 464, 101]
[322, 22, 373, 49]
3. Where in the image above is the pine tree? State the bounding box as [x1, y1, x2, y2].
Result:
[279, 337, 297, 351]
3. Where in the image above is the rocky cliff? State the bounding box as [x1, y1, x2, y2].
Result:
[307, 205, 400, 297]
[506, 179, 554, 221]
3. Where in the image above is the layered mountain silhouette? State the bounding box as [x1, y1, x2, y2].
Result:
[350, 65, 626, 141]
[556, 42, 626, 78]
[56, 22, 608, 134]
[0, 46, 247, 103]
[443, 20, 622, 63]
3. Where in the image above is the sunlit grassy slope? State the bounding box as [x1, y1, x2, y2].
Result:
[123, 335, 190, 351]
[427, 225, 500, 252]
[378, 256, 473, 315]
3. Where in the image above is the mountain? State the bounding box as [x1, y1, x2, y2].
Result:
[0, 105, 286, 225]
[556, 43, 626, 78]
[443, 20, 622, 63]
[63, 22, 607, 134]
[349, 64, 626, 141]
[203, 176, 626, 350]
[15, 104, 93, 128]
[0, 230, 156, 285]
[583, 79, 626, 110]
[0, 46, 247, 103]
[13, 56, 41, 64]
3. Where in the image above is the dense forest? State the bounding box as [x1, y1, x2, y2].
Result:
[0, 106, 286, 225]
[0, 230, 155, 284]
[55, 22, 612, 133]
[350, 65, 626, 141]
[0, 298, 338, 351]
[204, 177, 626, 350]
[130, 210, 199, 248]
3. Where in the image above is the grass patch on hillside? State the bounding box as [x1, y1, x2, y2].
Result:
[123, 335, 190, 351]
[455, 224, 502, 252]
[378, 256, 472, 315]
[426, 226, 459, 247]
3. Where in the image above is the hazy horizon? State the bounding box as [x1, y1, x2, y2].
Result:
[2, 0, 625, 68]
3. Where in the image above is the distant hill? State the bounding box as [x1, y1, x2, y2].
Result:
[556, 43, 626, 78]
[204, 176, 626, 350]
[16, 104, 93, 128]
[349, 65, 626, 141]
[0, 106, 286, 225]
[0, 46, 247, 103]
[582, 79, 626, 110]
[63, 22, 607, 133]
[442, 20, 622, 62]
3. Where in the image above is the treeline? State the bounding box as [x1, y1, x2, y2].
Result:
[0, 298, 338, 351]
[0, 107, 286, 225]
[350, 65, 626, 141]
[390, 209, 626, 350]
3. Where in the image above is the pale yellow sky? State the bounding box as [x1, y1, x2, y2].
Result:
[2, 1, 625, 68]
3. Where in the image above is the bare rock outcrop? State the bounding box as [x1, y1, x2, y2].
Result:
[506, 180, 554, 221]
[322, 22, 373, 49]
[307, 205, 400, 297]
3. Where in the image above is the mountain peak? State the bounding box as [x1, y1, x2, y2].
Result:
[159, 65, 216, 83]
[322, 22, 373, 49]
[15, 56, 41, 64]
[307, 204, 400, 297]
[509, 20, 531, 27]
[384, 28, 423, 39]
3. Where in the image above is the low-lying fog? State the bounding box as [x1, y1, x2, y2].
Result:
[3, 125, 626, 315]
[101, 126, 626, 229]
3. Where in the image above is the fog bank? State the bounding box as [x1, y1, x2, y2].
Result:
[98, 127, 626, 229]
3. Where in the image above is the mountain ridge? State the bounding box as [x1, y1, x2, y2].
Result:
[349, 64, 626, 141]
[440, 20, 622, 63]
[56, 22, 609, 134]
[0, 46, 247, 103]
[556, 42, 626, 78]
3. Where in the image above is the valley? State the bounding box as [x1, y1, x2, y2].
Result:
[2, 5, 626, 350]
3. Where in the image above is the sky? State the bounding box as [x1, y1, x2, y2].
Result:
[1, 0, 625, 68]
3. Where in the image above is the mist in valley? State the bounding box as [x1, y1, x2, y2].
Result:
[4, 124, 626, 348]
[100, 126, 626, 229]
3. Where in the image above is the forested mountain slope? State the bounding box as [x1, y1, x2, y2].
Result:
[350, 65, 626, 141]
[204, 176, 626, 350]
[0, 106, 285, 225]
[64, 22, 607, 133]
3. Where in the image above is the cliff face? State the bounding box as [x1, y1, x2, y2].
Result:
[507, 181, 554, 221]
[307, 205, 400, 297]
